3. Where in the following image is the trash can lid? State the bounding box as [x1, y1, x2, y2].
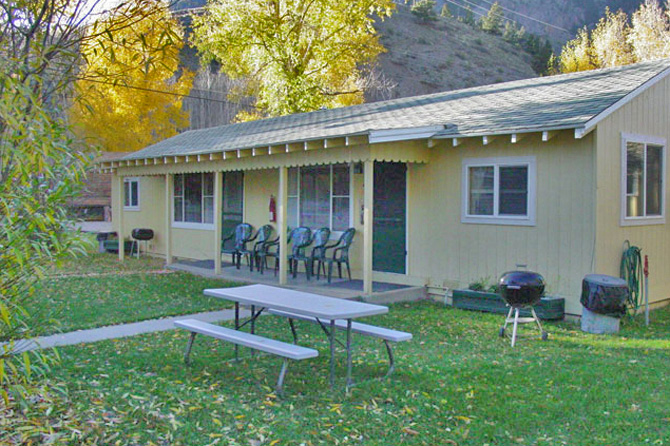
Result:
[583, 274, 627, 287]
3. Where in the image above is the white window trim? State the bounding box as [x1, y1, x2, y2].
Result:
[288, 164, 354, 237]
[461, 156, 537, 226]
[123, 177, 140, 211]
[620, 132, 667, 226]
[172, 173, 216, 231]
[172, 221, 215, 231]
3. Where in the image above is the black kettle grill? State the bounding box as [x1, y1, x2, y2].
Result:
[130, 228, 154, 258]
[498, 271, 549, 347]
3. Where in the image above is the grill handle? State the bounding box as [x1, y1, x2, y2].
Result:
[506, 285, 522, 290]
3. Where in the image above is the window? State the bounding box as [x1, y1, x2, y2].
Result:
[287, 164, 351, 232]
[621, 133, 666, 226]
[123, 177, 140, 211]
[173, 173, 215, 228]
[462, 157, 536, 226]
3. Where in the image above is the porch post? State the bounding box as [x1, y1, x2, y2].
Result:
[117, 175, 125, 262]
[363, 160, 374, 296]
[214, 171, 223, 275]
[278, 166, 288, 285]
[165, 174, 173, 265]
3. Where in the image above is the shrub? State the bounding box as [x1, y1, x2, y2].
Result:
[411, 0, 438, 23]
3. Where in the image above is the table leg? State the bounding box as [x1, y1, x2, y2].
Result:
[234, 302, 239, 361]
[346, 318, 352, 390]
[250, 305, 256, 357]
[329, 319, 336, 388]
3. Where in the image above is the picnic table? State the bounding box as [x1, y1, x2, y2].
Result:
[202, 284, 390, 388]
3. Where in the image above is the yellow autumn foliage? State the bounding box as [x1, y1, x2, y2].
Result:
[70, 1, 193, 152]
[559, 0, 670, 73]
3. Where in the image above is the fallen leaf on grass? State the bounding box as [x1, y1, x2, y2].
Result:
[402, 427, 419, 435]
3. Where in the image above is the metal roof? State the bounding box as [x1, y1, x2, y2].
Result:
[123, 59, 670, 161]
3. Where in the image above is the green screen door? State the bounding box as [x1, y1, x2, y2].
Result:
[222, 171, 244, 237]
[373, 162, 407, 274]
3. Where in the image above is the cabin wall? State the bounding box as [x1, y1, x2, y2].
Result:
[408, 131, 596, 315]
[594, 74, 670, 308]
[112, 175, 167, 256]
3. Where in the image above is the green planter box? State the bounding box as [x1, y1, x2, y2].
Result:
[452, 289, 565, 320]
[103, 240, 134, 254]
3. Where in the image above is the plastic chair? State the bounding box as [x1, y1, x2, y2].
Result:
[221, 223, 253, 269]
[309, 227, 331, 279]
[287, 227, 313, 279]
[238, 224, 273, 271]
[257, 227, 292, 275]
[318, 228, 356, 283]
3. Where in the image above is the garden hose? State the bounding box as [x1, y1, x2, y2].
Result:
[620, 241, 643, 315]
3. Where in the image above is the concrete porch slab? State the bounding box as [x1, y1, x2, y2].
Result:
[169, 261, 426, 303]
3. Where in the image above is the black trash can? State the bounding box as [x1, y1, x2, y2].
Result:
[580, 274, 629, 334]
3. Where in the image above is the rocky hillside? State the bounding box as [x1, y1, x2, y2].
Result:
[369, 7, 536, 101]
[172, 0, 646, 130]
[437, 0, 644, 46]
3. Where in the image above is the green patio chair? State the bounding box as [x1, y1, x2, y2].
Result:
[308, 227, 331, 279]
[318, 228, 356, 283]
[257, 227, 292, 275]
[287, 227, 313, 279]
[221, 223, 253, 269]
[238, 224, 273, 272]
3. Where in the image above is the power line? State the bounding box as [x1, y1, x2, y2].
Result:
[80, 78, 238, 105]
[474, 0, 571, 33]
[445, 0, 570, 34]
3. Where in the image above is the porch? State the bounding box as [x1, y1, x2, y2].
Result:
[111, 139, 431, 297]
[169, 259, 426, 304]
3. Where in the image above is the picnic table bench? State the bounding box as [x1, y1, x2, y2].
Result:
[267, 309, 412, 376]
[176, 285, 412, 394]
[175, 319, 318, 393]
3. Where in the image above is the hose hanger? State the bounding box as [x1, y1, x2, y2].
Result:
[620, 240, 644, 315]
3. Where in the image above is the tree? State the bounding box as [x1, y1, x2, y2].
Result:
[69, 2, 194, 152]
[559, 27, 598, 73]
[441, 4, 452, 18]
[592, 8, 635, 68]
[411, 0, 438, 23]
[192, 0, 395, 119]
[480, 1, 504, 34]
[0, 0, 181, 438]
[502, 21, 524, 44]
[462, 6, 476, 27]
[558, 0, 670, 73]
[628, 0, 670, 61]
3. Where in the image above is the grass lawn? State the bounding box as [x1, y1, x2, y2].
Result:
[21, 244, 241, 336]
[27, 272, 239, 336]
[18, 302, 670, 445]
[49, 249, 168, 276]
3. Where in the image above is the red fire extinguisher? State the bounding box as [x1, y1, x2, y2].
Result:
[269, 195, 277, 222]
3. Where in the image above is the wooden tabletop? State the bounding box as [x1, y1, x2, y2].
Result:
[204, 284, 388, 320]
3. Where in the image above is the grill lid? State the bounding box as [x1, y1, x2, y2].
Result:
[498, 271, 545, 307]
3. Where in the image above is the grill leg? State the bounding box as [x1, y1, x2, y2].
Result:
[511, 308, 520, 347]
[184, 332, 197, 365]
[503, 306, 514, 330]
[531, 308, 548, 340]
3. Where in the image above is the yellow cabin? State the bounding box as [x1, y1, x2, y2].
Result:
[102, 59, 670, 317]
